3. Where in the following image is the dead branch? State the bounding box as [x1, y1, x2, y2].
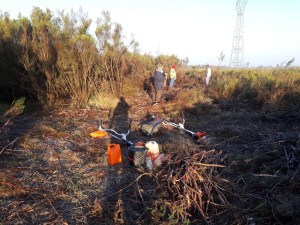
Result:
[0, 137, 19, 156]
[152, 146, 233, 223]
[0, 118, 10, 131]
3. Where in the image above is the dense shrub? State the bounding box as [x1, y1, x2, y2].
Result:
[0, 8, 182, 106]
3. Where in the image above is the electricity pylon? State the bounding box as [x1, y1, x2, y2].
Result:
[230, 0, 247, 67]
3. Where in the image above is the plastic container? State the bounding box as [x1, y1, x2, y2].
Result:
[145, 141, 159, 160]
[146, 157, 153, 170]
[107, 144, 122, 165]
[128, 142, 148, 167]
[154, 153, 165, 167]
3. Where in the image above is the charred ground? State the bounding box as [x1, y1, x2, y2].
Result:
[0, 74, 299, 225]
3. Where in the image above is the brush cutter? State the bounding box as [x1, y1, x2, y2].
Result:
[91, 120, 134, 146]
[151, 114, 207, 142]
[90, 121, 149, 166]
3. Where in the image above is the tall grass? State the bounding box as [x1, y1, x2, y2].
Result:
[210, 68, 300, 109]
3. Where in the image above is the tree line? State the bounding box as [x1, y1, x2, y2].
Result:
[0, 7, 188, 105]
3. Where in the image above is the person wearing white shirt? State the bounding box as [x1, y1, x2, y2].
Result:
[205, 65, 211, 87]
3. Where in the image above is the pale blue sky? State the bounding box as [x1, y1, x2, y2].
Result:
[1, 0, 300, 67]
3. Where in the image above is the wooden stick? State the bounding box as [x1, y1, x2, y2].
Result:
[0, 137, 19, 155]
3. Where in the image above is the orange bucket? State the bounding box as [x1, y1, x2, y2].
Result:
[107, 144, 122, 165]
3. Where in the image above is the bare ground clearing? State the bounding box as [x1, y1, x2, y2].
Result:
[1, 83, 299, 224]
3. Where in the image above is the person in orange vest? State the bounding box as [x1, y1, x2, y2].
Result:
[169, 65, 176, 88]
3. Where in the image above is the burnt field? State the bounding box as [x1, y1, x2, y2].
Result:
[1, 75, 299, 225]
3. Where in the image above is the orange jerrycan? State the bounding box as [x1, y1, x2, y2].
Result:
[107, 144, 122, 165]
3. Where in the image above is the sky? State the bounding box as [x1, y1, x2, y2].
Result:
[1, 0, 300, 67]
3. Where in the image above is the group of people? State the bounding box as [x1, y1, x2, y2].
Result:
[153, 64, 175, 105]
[153, 64, 211, 105]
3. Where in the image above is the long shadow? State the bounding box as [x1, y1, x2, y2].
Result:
[99, 96, 152, 224]
[143, 78, 153, 100]
[109, 96, 130, 129]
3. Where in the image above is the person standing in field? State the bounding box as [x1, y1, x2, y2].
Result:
[169, 65, 176, 88]
[153, 64, 167, 105]
[205, 64, 211, 87]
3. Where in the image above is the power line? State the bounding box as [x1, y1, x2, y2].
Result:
[230, 0, 247, 68]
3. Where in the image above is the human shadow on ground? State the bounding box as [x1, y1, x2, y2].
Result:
[97, 96, 154, 224]
[109, 97, 130, 129]
[143, 78, 153, 100]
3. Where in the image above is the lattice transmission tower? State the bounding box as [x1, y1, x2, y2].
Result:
[230, 0, 247, 67]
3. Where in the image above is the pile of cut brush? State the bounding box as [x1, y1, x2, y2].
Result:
[148, 145, 241, 224]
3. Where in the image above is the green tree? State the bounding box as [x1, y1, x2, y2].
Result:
[17, 7, 59, 104]
[95, 11, 128, 95]
[55, 8, 98, 105]
[156, 54, 180, 71]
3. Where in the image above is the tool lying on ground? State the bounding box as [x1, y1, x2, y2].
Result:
[141, 119, 162, 136]
[90, 121, 148, 166]
[151, 114, 207, 142]
[92, 120, 134, 146]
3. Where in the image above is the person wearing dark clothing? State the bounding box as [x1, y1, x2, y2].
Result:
[153, 64, 167, 105]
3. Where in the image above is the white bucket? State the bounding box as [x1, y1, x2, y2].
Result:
[145, 141, 159, 160]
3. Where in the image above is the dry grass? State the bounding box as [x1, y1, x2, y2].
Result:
[210, 68, 300, 110]
[88, 92, 120, 110]
[1, 69, 299, 224]
[1, 97, 25, 120]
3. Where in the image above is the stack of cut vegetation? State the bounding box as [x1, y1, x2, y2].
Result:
[150, 145, 239, 224]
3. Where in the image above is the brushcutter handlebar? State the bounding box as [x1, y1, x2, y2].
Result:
[98, 123, 131, 138]
[97, 120, 133, 146]
[152, 115, 185, 130]
[151, 115, 207, 141]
